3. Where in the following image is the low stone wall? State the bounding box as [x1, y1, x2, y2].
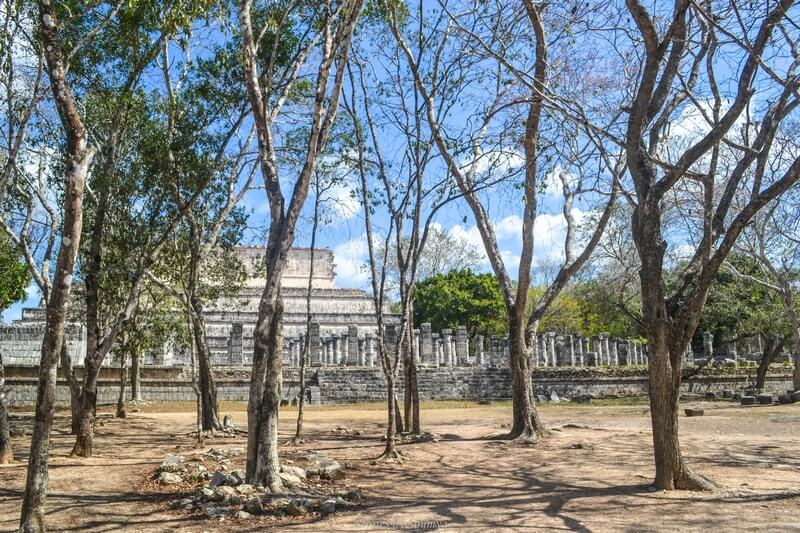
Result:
[3, 364, 794, 407]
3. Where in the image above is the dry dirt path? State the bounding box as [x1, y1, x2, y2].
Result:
[1, 401, 799, 532]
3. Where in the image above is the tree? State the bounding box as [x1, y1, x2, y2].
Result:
[0, 233, 28, 464]
[414, 269, 507, 337]
[388, 0, 620, 441]
[236, 0, 363, 489]
[618, 0, 800, 490]
[18, 0, 97, 527]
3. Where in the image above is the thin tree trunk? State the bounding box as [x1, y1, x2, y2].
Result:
[70, 356, 101, 457]
[189, 309, 222, 431]
[403, 334, 412, 432]
[508, 320, 543, 441]
[755, 336, 782, 391]
[394, 392, 404, 434]
[189, 314, 204, 448]
[58, 343, 80, 434]
[131, 347, 141, 402]
[251, 297, 284, 492]
[779, 282, 800, 391]
[116, 350, 128, 419]
[0, 351, 12, 464]
[384, 374, 397, 456]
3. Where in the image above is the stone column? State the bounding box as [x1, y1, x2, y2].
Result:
[568, 335, 575, 366]
[347, 325, 359, 366]
[576, 336, 584, 366]
[600, 334, 610, 366]
[309, 322, 322, 366]
[455, 326, 469, 366]
[432, 333, 440, 366]
[475, 335, 484, 366]
[413, 328, 420, 366]
[228, 323, 243, 366]
[385, 324, 398, 364]
[610, 338, 619, 366]
[333, 336, 341, 365]
[420, 323, 433, 366]
[547, 333, 556, 367]
[365, 333, 375, 367]
[729, 339, 738, 364]
[441, 329, 452, 367]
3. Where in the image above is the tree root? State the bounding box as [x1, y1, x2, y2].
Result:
[377, 448, 407, 463]
[675, 467, 718, 492]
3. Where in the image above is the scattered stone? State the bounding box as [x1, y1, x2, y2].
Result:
[160, 453, 185, 473]
[320, 498, 337, 515]
[209, 471, 229, 487]
[244, 496, 263, 515]
[548, 391, 561, 403]
[234, 510, 253, 520]
[280, 471, 304, 487]
[287, 499, 308, 516]
[778, 394, 793, 404]
[236, 484, 256, 495]
[281, 464, 307, 479]
[741, 395, 757, 406]
[305, 453, 345, 480]
[790, 391, 800, 403]
[203, 504, 229, 518]
[229, 469, 246, 486]
[223, 415, 235, 430]
[9, 426, 25, 438]
[722, 389, 734, 399]
[477, 400, 492, 405]
[684, 408, 704, 417]
[704, 392, 717, 401]
[562, 423, 590, 429]
[757, 394, 774, 405]
[158, 472, 183, 485]
[569, 442, 587, 450]
[345, 489, 363, 501]
[214, 485, 238, 503]
[197, 487, 218, 502]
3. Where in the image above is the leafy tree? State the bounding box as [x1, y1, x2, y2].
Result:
[0, 233, 29, 314]
[414, 269, 507, 337]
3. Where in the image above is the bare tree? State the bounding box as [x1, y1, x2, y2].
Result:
[236, 0, 363, 489]
[18, 0, 97, 528]
[618, 0, 800, 490]
[386, 0, 619, 440]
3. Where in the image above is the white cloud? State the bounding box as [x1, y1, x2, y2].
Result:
[333, 235, 370, 287]
[323, 182, 359, 221]
[462, 148, 524, 177]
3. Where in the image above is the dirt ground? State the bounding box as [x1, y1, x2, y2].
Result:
[1, 399, 799, 532]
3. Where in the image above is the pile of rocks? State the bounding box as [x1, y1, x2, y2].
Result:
[156, 453, 210, 486]
[165, 450, 359, 520]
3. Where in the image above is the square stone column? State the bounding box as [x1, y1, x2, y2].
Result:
[567, 335, 575, 366]
[310, 322, 322, 366]
[441, 329, 452, 367]
[547, 332, 556, 367]
[420, 323, 433, 366]
[228, 323, 243, 366]
[366, 332, 376, 366]
[610, 338, 619, 365]
[347, 325, 359, 366]
[576, 336, 584, 366]
[474, 335, 484, 366]
[432, 333, 440, 366]
[385, 324, 398, 364]
[455, 325, 469, 366]
[413, 328, 420, 366]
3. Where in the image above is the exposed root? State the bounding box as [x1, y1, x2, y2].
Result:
[675, 468, 718, 492]
[377, 447, 407, 463]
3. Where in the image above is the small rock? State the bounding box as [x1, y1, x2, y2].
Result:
[320, 498, 336, 515]
[704, 391, 717, 400]
[569, 442, 586, 450]
[244, 496, 263, 514]
[9, 427, 25, 438]
[571, 394, 593, 404]
[158, 472, 183, 485]
[320, 463, 345, 480]
[741, 395, 757, 406]
[684, 408, 704, 417]
[280, 472, 303, 487]
[345, 489, 363, 501]
[223, 415, 235, 430]
[214, 485, 238, 503]
[236, 484, 255, 495]
[209, 471, 229, 487]
[477, 400, 492, 405]
[234, 510, 253, 520]
[229, 469, 246, 486]
[204, 504, 229, 518]
[287, 499, 308, 516]
[197, 487, 217, 501]
[281, 465, 307, 479]
[790, 391, 800, 403]
[757, 393, 774, 405]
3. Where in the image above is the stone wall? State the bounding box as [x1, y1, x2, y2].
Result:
[3, 365, 793, 407]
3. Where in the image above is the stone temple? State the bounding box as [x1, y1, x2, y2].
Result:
[1, 247, 395, 366]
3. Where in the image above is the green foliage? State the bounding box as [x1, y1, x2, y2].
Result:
[414, 269, 507, 336]
[0, 233, 29, 313]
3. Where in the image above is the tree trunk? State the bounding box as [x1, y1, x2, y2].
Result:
[756, 337, 781, 391]
[394, 392, 404, 434]
[294, 344, 307, 441]
[70, 355, 101, 457]
[249, 298, 284, 492]
[508, 320, 543, 441]
[116, 351, 128, 419]
[647, 339, 716, 490]
[58, 343, 80, 434]
[0, 351, 12, 464]
[19, 2, 93, 528]
[383, 373, 397, 456]
[189, 310, 222, 431]
[409, 348, 420, 434]
[778, 282, 800, 391]
[131, 347, 141, 402]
